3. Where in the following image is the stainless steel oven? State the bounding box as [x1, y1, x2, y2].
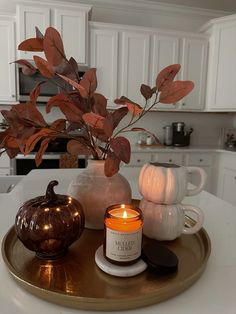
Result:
[12, 138, 87, 175]
[18, 67, 86, 103]
[13, 154, 87, 175]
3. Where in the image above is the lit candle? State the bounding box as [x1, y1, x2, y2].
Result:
[104, 204, 143, 266]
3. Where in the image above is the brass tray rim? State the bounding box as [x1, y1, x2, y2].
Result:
[1, 217, 211, 311]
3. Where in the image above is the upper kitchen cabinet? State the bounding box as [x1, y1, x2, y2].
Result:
[16, 4, 50, 60]
[150, 32, 180, 110]
[90, 23, 118, 106]
[0, 15, 17, 104]
[201, 14, 236, 111]
[89, 22, 208, 110]
[16, 1, 92, 64]
[178, 36, 208, 111]
[120, 30, 150, 106]
[53, 5, 91, 65]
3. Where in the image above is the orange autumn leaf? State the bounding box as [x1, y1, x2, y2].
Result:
[24, 128, 57, 154]
[160, 81, 194, 104]
[67, 140, 92, 156]
[35, 138, 51, 166]
[18, 38, 44, 52]
[13, 59, 36, 76]
[44, 27, 65, 66]
[57, 74, 87, 98]
[109, 136, 131, 163]
[114, 96, 143, 116]
[82, 112, 105, 129]
[80, 68, 97, 97]
[104, 154, 121, 177]
[156, 64, 181, 91]
[33, 56, 55, 78]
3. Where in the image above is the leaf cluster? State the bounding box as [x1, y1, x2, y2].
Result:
[0, 27, 194, 176]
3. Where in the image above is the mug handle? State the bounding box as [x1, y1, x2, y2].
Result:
[186, 167, 207, 196]
[182, 204, 204, 234]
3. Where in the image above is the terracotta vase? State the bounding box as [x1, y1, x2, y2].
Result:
[67, 159, 132, 230]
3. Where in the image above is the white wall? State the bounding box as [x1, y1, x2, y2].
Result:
[117, 111, 234, 146]
[0, 0, 230, 31]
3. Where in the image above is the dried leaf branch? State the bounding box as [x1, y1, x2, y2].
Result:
[0, 26, 194, 176]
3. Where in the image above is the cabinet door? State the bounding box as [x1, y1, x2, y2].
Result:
[207, 21, 236, 111]
[0, 19, 16, 103]
[54, 9, 88, 64]
[120, 31, 150, 106]
[150, 33, 179, 110]
[179, 37, 208, 111]
[185, 153, 213, 193]
[90, 28, 118, 107]
[153, 153, 184, 165]
[218, 167, 236, 206]
[17, 5, 50, 60]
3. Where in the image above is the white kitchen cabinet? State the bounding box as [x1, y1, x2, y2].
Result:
[88, 22, 208, 112]
[0, 16, 17, 104]
[90, 25, 118, 106]
[178, 37, 208, 111]
[54, 7, 91, 65]
[152, 152, 184, 165]
[16, 4, 50, 60]
[185, 153, 215, 193]
[0, 153, 12, 175]
[202, 15, 236, 111]
[216, 153, 236, 206]
[128, 152, 153, 167]
[120, 31, 150, 106]
[150, 33, 179, 110]
[16, 2, 92, 64]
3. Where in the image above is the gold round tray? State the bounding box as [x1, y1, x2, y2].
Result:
[1, 217, 211, 311]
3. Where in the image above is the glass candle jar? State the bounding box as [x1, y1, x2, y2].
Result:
[104, 204, 143, 266]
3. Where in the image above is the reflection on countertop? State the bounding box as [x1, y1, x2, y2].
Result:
[131, 144, 236, 154]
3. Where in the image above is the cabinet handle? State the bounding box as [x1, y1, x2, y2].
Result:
[169, 159, 172, 162]
[182, 103, 185, 106]
[199, 159, 203, 162]
[234, 177, 236, 180]
[11, 94, 15, 98]
[137, 159, 141, 162]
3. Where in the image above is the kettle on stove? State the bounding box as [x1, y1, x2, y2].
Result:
[172, 122, 193, 147]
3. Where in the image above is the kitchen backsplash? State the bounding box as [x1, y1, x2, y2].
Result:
[0, 105, 234, 147]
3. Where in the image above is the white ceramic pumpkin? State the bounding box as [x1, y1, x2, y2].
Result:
[139, 163, 207, 204]
[139, 198, 204, 241]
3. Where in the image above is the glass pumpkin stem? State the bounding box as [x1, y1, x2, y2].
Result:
[45, 180, 59, 201]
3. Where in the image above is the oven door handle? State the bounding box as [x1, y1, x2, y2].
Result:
[15, 154, 62, 160]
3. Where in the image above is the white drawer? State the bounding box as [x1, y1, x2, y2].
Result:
[186, 154, 213, 166]
[0, 153, 11, 168]
[155, 153, 184, 165]
[0, 168, 11, 175]
[128, 153, 152, 167]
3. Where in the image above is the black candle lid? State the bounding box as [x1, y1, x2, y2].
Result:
[142, 241, 178, 275]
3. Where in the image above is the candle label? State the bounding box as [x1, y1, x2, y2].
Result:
[106, 228, 142, 262]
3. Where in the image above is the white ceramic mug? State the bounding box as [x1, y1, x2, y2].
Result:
[139, 198, 204, 241]
[139, 162, 207, 204]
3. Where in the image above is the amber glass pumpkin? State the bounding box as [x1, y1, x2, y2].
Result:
[15, 180, 85, 259]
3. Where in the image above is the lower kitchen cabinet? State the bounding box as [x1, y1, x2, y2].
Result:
[216, 153, 236, 207]
[185, 153, 215, 194]
[0, 153, 13, 175]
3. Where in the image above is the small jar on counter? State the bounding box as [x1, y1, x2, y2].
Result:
[146, 136, 152, 145]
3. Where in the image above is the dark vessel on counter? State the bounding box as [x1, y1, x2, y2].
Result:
[172, 122, 193, 147]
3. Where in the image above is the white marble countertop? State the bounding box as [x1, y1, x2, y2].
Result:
[1, 168, 236, 314]
[131, 144, 236, 154]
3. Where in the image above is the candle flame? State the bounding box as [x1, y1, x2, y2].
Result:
[122, 210, 128, 218]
